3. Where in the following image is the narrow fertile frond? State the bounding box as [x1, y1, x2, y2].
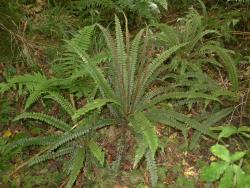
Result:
[14, 112, 71, 132]
[97, 24, 122, 99]
[203, 107, 234, 127]
[128, 29, 145, 106]
[115, 15, 128, 112]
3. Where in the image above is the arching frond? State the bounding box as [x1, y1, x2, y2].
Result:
[66, 148, 85, 188]
[14, 112, 71, 132]
[130, 112, 158, 157]
[28, 147, 74, 167]
[44, 92, 75, 116]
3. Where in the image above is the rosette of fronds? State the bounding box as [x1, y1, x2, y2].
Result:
[66, 15, 225, 187]
[156, 9, 238, 93]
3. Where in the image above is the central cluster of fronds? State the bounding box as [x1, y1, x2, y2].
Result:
[65, 14, 235, 187]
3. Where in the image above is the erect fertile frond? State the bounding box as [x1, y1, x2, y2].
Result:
[66, 35, 116, 100]
[115, 15, 128, 112]
[128, 29, 145, 105]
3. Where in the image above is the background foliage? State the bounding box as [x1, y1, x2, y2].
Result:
[0, 0, 250, 187]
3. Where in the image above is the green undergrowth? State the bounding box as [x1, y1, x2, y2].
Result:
[0, 0, 250, 188]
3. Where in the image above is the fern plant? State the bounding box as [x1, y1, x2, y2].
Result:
[115, 0, 168, 24]
[156, 8, 239, 93]
[64, 15, 228, 187]
[0, 73, 67, 110]
[8, 92, 116, 188]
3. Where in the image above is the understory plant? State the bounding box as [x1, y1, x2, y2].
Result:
[64, 14, 237, 186]
[201, 122, 250, 188]
[201, 144, 250, 188]
[5, 92, 116, 188]
[156, 8, 238, 92]
[1, 11, 240, 187]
